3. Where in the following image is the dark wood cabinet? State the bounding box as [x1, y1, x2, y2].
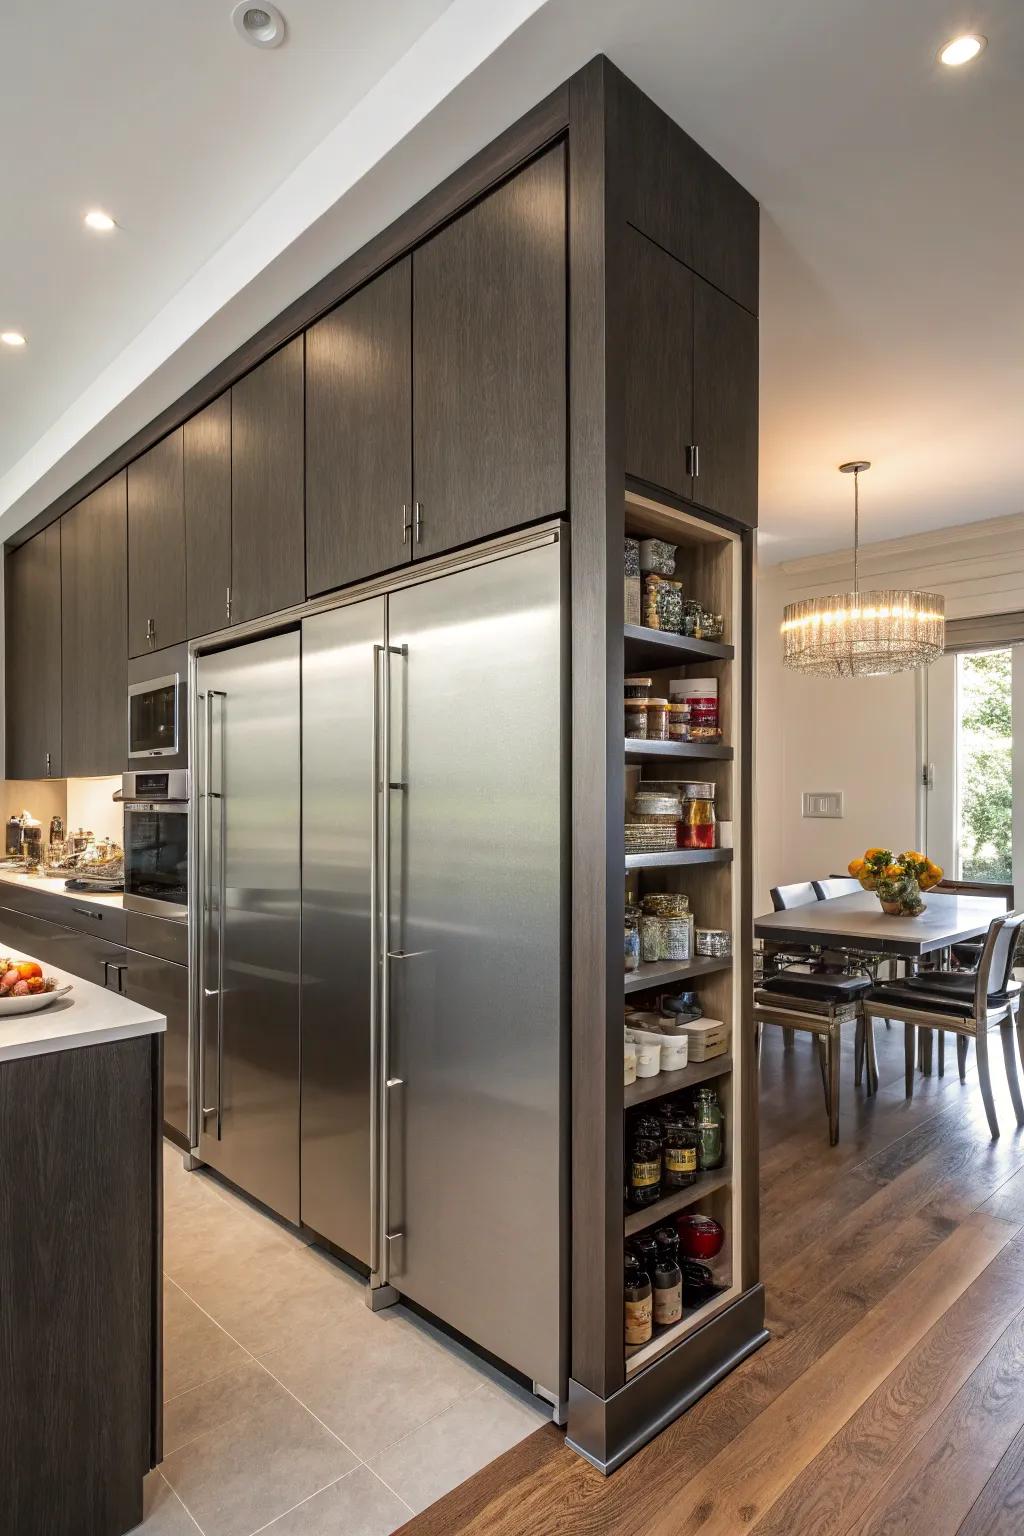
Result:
[692, 278, 758, 528]
[61, 474, 128, 776]
[231, 337, 305, 624]
[306, 259, 413, 596]
[412, 145, 567, 558]
[184, 394, 232, 637]
[624, 227, 694, 502]
[5, 525, 62, 779]
[127, 429, 186, 657]
[123, 949, 189, 1146]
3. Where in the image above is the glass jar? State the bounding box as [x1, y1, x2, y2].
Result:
[624, 908, 641, 973]
[628, 1114, 663, 1209]
[659, 915, 692, 961]
[640, 912, 663, 963]
[642, 892, 690, 918]
[638, 538, 677, 576]
[680, 599, 705, 637]
[666, 702, 690, 741]
[624, 675, 652, 700]
[661, 580, 684, 633]
[692, 1087, 724, 1170]
[695, 928, 732, 958]
[681, 784, 716, 850]
[625, 700, 648, 739]
[661, 1112, 698, 1189]
[645, 699, 669, 741]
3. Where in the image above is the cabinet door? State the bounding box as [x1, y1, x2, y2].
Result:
[122, 951, 189, 1144]
[692, 278, 758, 528]
[184, 394, 232, 637]
[306, 259, 412, 595]
[413, 145, 566, 557]
[127, 429, 186, 656]
[61, 474, 128, 776]
[624, 227, 694, 501]
[231, 337, 305, 624]
[5, 525, 62, 779]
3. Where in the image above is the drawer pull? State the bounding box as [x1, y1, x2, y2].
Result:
[72, 906, 102, 921]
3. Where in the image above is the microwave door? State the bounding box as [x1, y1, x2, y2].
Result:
[129, 675, 179, 759]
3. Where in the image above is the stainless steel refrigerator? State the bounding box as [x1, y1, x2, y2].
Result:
[195, 532, 566, 1399]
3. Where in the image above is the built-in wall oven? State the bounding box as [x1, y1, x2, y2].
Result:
[119, 770, 189, 919]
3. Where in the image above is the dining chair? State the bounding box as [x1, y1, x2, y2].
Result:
[862, 912, 1024, 1139]
[811, 877, 862, 899]
[753, 970, 875, 1146]
[767, 883, 823, 1050]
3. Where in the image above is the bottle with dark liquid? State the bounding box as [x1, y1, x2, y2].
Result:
[624, 1252, 653, 1346]
[628, 1113, 663, 1210]
[653, 1227, 683, 1327]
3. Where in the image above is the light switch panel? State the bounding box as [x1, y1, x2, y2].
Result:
[802, 791, 844, 819]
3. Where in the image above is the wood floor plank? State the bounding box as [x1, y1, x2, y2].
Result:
[851, 1305, 1024, 1535]
[957, 1420, 1024, 1535]
[747, 1230, 1024, 1536]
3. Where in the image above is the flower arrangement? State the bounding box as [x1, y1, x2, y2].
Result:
[848, 848, 943, 917]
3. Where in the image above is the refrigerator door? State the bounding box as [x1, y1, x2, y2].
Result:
[196, 630, 301, 1223]
[384, 540, 565, 1395]
[300, 598, 386, 1264]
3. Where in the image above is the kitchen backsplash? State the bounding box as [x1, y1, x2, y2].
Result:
[3, 778, 123, 846]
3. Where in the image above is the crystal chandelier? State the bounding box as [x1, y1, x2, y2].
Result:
[781, 461, 945, 677]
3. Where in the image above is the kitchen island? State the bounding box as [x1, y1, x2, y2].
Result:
[0, 945, 165, 1536]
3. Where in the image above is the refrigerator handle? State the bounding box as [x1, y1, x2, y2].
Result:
[199, 689, 226, 1141]
[369, 646, 383, 1277]
[215, 690, 227, 1141]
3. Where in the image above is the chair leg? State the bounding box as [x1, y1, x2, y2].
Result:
[1002, 1012, 1024, 1127]
[975, 1023, 1000, 1139]
[817, 1036, 829, 1104]
[938, 1030, 945, 1077]
[905, 1023, 916, 1099]
[855, 1016, 865, 1087]
[783, 1026, 795, 1051]
[957, 1034, 969, 1083]
[826, 1022, 841, 1146]
[865, 1015, 879, 1096]
[755, 1019, 763, 1066]
[921, 1029, 934, 1076]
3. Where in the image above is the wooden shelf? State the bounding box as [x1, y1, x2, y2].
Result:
[624, 623, 733, 671]
[624, 1164, 732, 1236]
[624, 956, 731, 995]
[624, 1054, 733, 1109]
[625, 848, 733, 871]
[625, 738, 733, 762]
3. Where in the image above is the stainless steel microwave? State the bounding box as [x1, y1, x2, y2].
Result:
[128, 673, 182, 761]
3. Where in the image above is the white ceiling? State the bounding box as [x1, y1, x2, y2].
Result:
[2, 0, 1021, 562]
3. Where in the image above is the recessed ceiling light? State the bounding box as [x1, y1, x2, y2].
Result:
[84, 209, 116, 232]
[939, 34, 986, 66]
[232, 2, 286, 48]
[1, 332, 26, 348]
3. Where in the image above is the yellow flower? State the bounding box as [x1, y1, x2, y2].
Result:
[883, 864, 902, 879]
[865, 847, 887, 860]
[902, 850, 925, 865]
[848, 858, 866, 877]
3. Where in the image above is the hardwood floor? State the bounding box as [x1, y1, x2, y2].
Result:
[398, 1024, 1024, 1536]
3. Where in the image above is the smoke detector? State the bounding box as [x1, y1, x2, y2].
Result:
[232, 3, 286, 49]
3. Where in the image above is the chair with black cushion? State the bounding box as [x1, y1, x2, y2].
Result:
[767, 883, 824, 1051]
[754, 970, 875, 1146]
[862, 912, 1024, 1139]
[811, 877, 862, 900]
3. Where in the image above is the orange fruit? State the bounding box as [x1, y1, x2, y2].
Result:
[16, 961, 42, 980]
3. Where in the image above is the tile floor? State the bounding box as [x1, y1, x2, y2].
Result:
[140, 1142, 547, 1536]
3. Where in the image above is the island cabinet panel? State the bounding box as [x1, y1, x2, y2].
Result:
[231, 336, 305, 624]
[127, 428, 186, 656]
[5, 524, 62, 779]
[624, 226, 694, 502]
[0, 1033, 158, 1536]
[184, 393, 232, 637]
[412, 143, 567, 559]
[306, 258, 413, 595]
[691, 278, 758, 529]
[61, 473, 128, 776]
[122, 949, 189, 1145]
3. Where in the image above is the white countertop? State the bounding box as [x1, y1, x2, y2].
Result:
[0, 943, 164, 1064]
[0, 866, 124, 907]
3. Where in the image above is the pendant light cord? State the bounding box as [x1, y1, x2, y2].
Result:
[853, 466, 860, 598]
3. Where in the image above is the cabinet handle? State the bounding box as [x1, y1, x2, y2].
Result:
[72, 906, 102, 921]
[147, 617, 155, 646]
[402, 504, 411, 545]
[413, 502, 423, 545]
[226, 586, 232, 624]
[686, 444, 700, 478]
[45, 751, 51, 777]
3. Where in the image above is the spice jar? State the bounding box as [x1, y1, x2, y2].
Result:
[671, 678, 720, 741]
[624, 675, 652, 700]
[661, 1111, 698, 1189]
[624, 1253, 653, 1345]
[624, 907, 641, 972]
[680, 784, 716, 850]
[692, 1087, 724, 1169]
[645, 699, 669, 741]
[628, 1114, 663, 1209]
[666, 702, 691, 741]
[625, 699, 648, 739]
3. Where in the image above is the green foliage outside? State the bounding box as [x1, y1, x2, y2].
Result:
[959, 649, 1012, 883]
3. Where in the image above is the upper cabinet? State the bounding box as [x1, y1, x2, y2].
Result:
[306, 259, 412, 597]
[624, 229, 757, 528]
[231, 337, 305, 626]
[412, 145, 567, 559]
[61, 474, 128, 776]
[5, 525, 62, 780]
[127, 429, 186, 657]
[184, 394, 232, 638]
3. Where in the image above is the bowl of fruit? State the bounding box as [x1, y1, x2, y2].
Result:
[0, 958, 71, 1014]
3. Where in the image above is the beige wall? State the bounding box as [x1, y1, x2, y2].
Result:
[755, 511, 1024, 912]
[1, 777, 123, 849]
